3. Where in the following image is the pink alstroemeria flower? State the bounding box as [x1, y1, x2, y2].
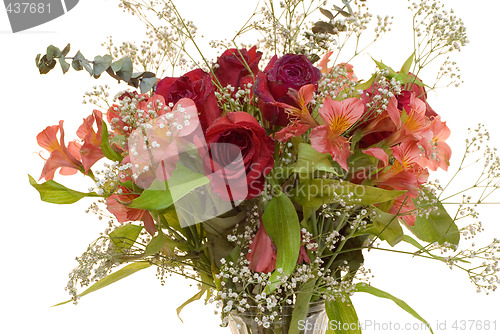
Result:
[382, 95, 433, 148]
[374, 141, 428, 196]
[418, 116, 452, 171]
[37, 121, 83, 180]
[129, 97, 200, 189]
[319, 51, 357, 82]
[367, 141, 430, 226]
[310, 97, 364, 170]
[273, 84, 319, 142]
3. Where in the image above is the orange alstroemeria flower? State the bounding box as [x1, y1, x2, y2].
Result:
[310, 97, 364, 170]
[77, 110, 105, 173]
[367, 141, 430, 226]
[37, 121, 83, 180]
[418, 116, 452, 171]
[273, 84, 319, 142]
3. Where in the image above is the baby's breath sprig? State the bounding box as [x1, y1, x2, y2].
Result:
[65, 237, 118, 304]
[82, 84, 111, 108]
[409, 0, 469, 88]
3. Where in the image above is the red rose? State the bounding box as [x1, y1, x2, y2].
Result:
[213, 46, 262, 93]
[204, 112, 274, 200]
[155, 69, 221, 131]
[254, 54, 321, 126]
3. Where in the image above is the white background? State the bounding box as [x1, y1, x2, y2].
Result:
[1, 0, 499, 333]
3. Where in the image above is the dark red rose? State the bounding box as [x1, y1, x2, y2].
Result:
[117, 91, 139, 101]
[204, 112, 274, 200]
[155, 69, 221, 131]
[214, 46, 262, 93]
[254, 54, 321, 126]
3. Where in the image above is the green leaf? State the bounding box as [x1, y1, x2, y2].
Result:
[110, 58, 123, 72]
[128, 163, 210, 211]
[46, 45, 61, 61]
[355, 283, 434, 334]
[109, 224, 143, 252]
[82, 59, 93, 76]
[400, 52, 415, 75]
[371, 57, 397, 77]
[176, 287, 208, 321]
[333, 5, 351, 17]
[61, 43, 71, 57]
[100, 120, 123, 162]
[354, 74, 376, 92]
[294, 143, 342, 176]
[38, 55, 56, 74]
[312, 21, 336, 35]
[325, 295, 361, 334]
[72, 51, 84, 71]
[93, 55, 113, 78]
[112, 57, 133, 82]
[289, 279, 317, 334]
[320, 8, 334, 20]
[409, 189, 460, 246]
[140, 77, 158, 93]
[292, 179, 406, 207]
[59, 57, 70, 74]
[364, 207, 403, 246]
[53, 262, 151, 306]
[144, 233, 169, 256]
[262, 192, 301, 294]
[177, 271, 213, 320]
[29, 175, 100, 204]
[341, 0, 353, 15]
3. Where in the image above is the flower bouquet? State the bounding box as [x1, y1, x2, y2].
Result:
[30, 0, 500, 333]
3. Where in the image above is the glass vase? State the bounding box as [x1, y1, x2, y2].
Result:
[228, 301, 327, 334]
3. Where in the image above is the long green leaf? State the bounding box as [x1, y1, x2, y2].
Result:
[354, 74, 376, 92]
[176, 288, 208, 321]
[371, 57, 397, 77]
[355, 283, 433, 334]
[128, 164, 209, 210]
[364, 207, 403, 246]
[100, 120, 123, 162]
[263, 192, 301, 294]
[53, 262, 151, 306]
[144, 233, 169, 256]
[293, 179, 405, 207]
[325, 295, 361, 334]
[409, 189, 460, 246]
[29, 175, 100, 204]
[400, 52, 415, 75]
[176, 271, 213, 320]
[289, 279, 317, 334]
